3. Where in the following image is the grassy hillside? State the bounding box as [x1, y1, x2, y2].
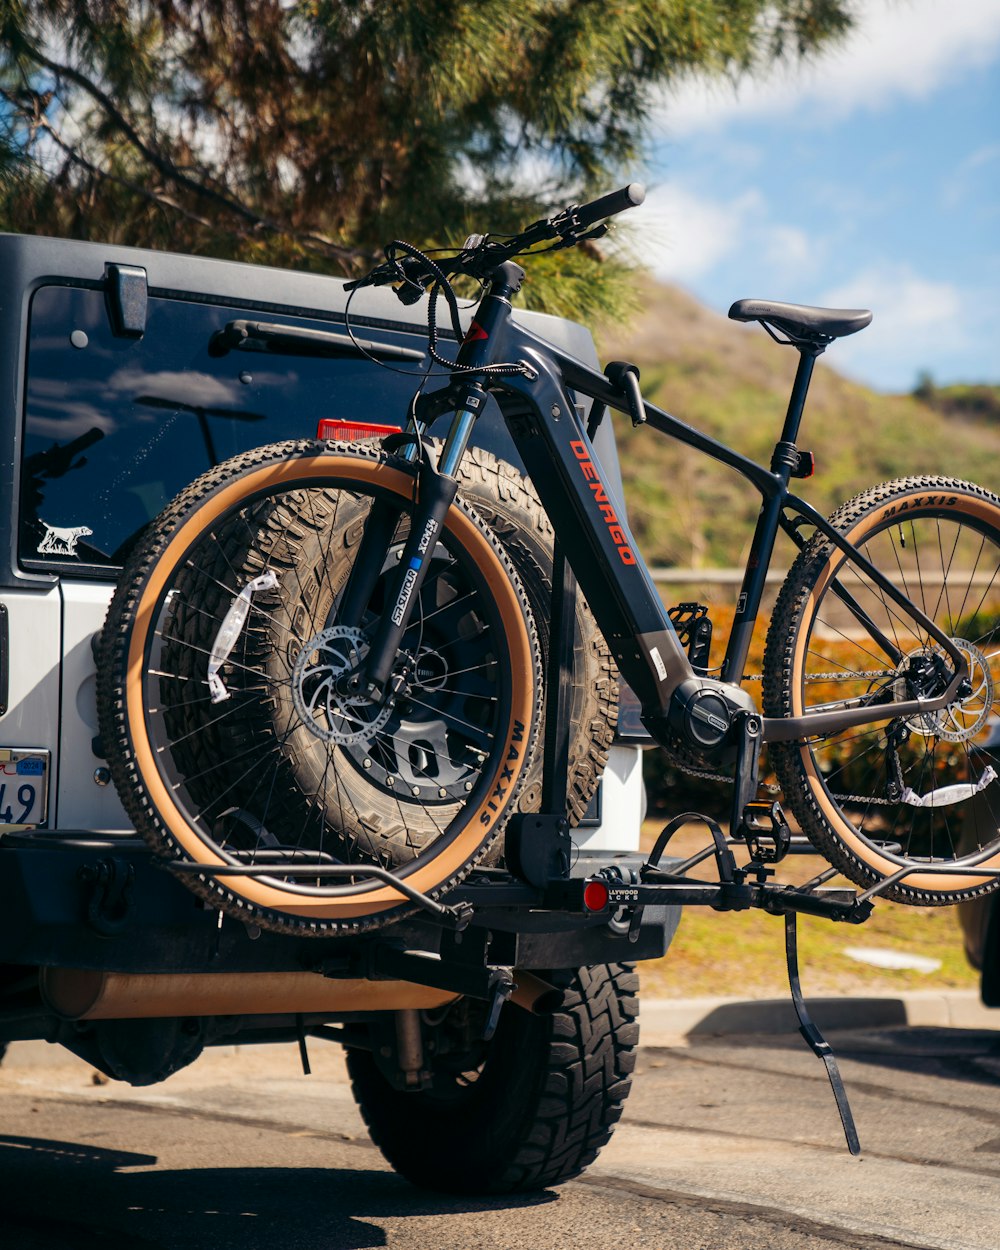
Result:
[596, 279, 1000, 572]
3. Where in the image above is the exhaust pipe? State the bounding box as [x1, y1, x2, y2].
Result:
[510, 971, 564, 1015]
[40, 968, 458, 1020]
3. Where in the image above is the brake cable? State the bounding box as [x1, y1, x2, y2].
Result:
[377, 239, 534, 379]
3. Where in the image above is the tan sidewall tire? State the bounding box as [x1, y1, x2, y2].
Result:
[783, 483, 1000, 898]
[120, 451, 538, 924]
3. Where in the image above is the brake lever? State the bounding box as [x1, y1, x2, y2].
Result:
[548, 222, 610, 252]
[394, 281, 428, 306]
[344, 254, 424, 295]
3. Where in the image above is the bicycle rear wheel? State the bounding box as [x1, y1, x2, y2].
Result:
[97, 440, 542, 934]
[764, 477, 1000, 904]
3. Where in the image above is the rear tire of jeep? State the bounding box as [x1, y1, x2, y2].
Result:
[345, 963, 639, 1194]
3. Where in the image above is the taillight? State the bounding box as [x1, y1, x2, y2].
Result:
[583, 880, 610, 912]
[317, 418, 399, 441]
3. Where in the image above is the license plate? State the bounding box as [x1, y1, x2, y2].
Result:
[0, 749, 49, 827]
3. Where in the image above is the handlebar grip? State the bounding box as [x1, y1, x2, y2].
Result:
[573, 183, 646, 229]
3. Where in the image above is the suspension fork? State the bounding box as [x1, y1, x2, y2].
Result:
[335, 403, 435, 628]
[342, 388, 487, 697]
[342, 264, 521, 695]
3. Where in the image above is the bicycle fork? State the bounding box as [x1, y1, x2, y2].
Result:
[336, 393, 486, 699]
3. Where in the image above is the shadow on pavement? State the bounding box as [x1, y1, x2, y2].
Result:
[686, 997, 909, 1037]
[830, 1026, 1000, 1088]
[685, 1007, 1000, 1089]
[0, 1135, 557, 1250]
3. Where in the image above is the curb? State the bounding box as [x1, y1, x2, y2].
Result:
[639, 989, 1000, 1045]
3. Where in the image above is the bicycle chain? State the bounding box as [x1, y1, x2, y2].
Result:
[750, 669, 901, 805]
[829, 793, 897, 806]
[741, 669, 895, 684]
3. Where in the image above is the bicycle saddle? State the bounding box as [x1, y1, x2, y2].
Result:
[728, 299, 872, 344]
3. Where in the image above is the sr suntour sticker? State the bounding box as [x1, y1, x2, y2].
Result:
[37, 522, 93, 557]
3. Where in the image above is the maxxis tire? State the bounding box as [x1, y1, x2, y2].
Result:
[96, 439, 542, 935]
[265, 440, 617, 827]
[346, 964, 639, 1194]
[763, 476, 1000, 904]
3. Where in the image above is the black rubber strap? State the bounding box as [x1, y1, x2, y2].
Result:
[785, 912, 862, 1156]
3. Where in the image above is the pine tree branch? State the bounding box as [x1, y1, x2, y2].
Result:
[21, 46, 361, 263]
[0, 86, 223, 235]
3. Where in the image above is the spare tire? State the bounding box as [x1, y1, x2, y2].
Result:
[136, 441, 617, 870]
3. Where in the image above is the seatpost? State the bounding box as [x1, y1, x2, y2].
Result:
[723, 343, 821, 683]
[779, 347, 821, 451]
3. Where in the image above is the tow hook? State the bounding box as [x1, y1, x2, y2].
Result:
[79, 856, 136, 936]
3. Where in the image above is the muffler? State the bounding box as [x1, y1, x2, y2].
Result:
[40, 968, 459, 1020]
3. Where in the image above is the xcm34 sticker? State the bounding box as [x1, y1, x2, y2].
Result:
[390, 518, 440, 625]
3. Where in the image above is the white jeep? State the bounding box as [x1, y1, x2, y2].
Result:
[0, 233, 678, 1194]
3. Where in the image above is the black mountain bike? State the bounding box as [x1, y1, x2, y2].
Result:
[98, 184, 1000, 934]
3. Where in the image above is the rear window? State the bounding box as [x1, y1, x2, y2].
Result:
[19, 285, 515, 575]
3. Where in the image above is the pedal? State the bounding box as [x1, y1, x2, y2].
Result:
[740, 799, 792, 865]
[667, 602, 713, 673]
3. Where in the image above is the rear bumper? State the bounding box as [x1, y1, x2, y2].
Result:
[0, 832, 679, 978]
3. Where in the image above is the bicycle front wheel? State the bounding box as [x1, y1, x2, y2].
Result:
[97, 440, 542, 934]
[764, 477, 1000, 904]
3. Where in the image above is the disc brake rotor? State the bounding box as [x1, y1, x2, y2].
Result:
[894, 638, 994, 743]
[291, 625, 394, 745]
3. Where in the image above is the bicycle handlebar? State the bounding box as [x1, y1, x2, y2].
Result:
[571, 182, 645, 229]
[345, 183, 646, 295]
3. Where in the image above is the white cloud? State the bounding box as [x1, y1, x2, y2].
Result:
[657, 0, 1000, 135]
[964, 144, 1000, 172]
[819, 263, 967, 388]
[763, 225, 813, 277]
[632, 183, 821, 289]
[943, 143, 1000, 208]
[823, 264, 961, 332]
[629, 184, 759, 281]
[108, 368, 241, 410]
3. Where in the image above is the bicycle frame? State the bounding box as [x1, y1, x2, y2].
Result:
[369, 267, 970, 749]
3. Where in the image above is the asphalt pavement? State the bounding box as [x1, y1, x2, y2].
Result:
[3, 992, 998, 1249]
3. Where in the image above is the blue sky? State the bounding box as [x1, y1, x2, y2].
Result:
[629, 0, 1000, 393]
